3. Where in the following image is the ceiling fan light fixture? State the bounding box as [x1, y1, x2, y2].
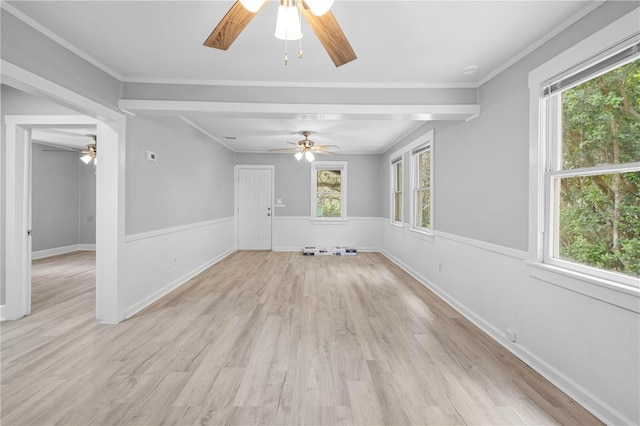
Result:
[305, 151, 315, 162]
[239, 0, 264, 13]
[274, 1, 303, 41]
[305, 0, 334, 16]
[294, 151, 304, 161]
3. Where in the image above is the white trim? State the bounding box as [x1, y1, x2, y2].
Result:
[32, 244, 96, 260]
[0, 305, 6, 321]
[234, 165, 275, 251]
[118, 99, 480, 122]
[432, 229, 528, 261]
[477, 1, 606, 87]
[125, 217, 233, 243]
[273, 246, 381, 253]
[390, 158, 404, 225]
[0, 2, 123, 81]
[380, 249, 632, 426]
[2, 61, 127, 324]
[528, 8, 640, 299]
[408, 130, 435, 233]
[2, 61, 123, 122]
[178, 116, 234, 152]
[122, 76, 477, 90]
[124, 248, 235, 319]
[526, 261, 640, 313]
[311, 161, 348, 221]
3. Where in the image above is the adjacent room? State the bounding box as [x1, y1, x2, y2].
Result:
[1, 1, 638, 425]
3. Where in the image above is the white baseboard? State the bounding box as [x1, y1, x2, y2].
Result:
[0, 305, 6, 321]
[124, 248, 235, 319]
[32, 244, 96, 260]
[380, 250, 631, 426]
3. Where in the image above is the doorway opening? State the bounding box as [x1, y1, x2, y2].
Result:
[30, 125, 98, 317]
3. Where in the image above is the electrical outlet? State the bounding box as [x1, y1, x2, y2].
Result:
[146, 151, 157, 161]
[438, 262, 444, 273]
[506, 329, 517, 342]
[173, 256, 177, 265]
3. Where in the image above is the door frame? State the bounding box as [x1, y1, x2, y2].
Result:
[2, 60, 126, 323]
[234, 165, 274, 251]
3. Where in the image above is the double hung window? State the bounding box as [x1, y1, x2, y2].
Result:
[391, 158, 403, 223]
[539, 41, 640, 285]
[413, 145, 432, 231]
[311, 161, 348, 220]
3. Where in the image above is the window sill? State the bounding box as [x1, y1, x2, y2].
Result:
[408, 227, 435, 243]
[390, 221, 405, 228]
[525, 261, 640, 313]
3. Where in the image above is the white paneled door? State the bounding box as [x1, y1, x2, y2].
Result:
[238, 168, 272, 250]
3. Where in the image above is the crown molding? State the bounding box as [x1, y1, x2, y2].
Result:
[179, 116, 234, 152]
[2, 0, 610, 91]
[476, 0, 607, 87]
[1, 1, 124, 81]
[122, 76, 477, 90]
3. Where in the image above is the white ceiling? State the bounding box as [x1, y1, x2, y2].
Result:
[5, 0, 596, 153]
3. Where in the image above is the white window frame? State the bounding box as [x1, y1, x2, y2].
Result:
[528, 9, 640, 308]
[310, 161, 348, 222]
[390, 156, 403, 225]
[412, 144, 432, 233]
[388, 130, 435, 235]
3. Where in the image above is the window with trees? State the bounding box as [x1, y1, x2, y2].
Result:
[543, 45, 639, 284]
[391, 158, 403, 223]
[311, 161, 347, 220]
[413, 145, 432, 231]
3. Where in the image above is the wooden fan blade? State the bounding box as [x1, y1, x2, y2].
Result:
[298, 1, 356, 67]
[203, 1, 267, 50]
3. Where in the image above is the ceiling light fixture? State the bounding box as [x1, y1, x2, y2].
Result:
[238, 0, 264, 13]
[305, 0, 334, 16]
[269, 131, 339, 162]
[204, 0, 356, 67]
[274, 0, 303, 64]
[80, 138, 97, 167]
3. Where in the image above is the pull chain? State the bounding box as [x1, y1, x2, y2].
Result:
[297, 7, 303, 59]
[284, 38, 288, 65]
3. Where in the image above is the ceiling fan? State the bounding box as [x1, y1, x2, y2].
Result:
[203, 0, 356, 67]
[269, 131, 339, 161]
[40, 134, 98, 165]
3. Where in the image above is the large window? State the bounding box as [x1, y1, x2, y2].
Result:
[391, 158, 403, 223]
[311, 161, 347, 220]
[413, 144, 432, 231]
[541, 43, 639, 284]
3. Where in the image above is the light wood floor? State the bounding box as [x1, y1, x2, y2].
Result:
[1, 251, 602, 425]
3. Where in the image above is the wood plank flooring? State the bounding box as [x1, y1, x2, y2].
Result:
[1, 250, 602, 425]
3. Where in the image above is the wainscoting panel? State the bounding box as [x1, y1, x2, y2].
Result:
[380, 222, 639, 426]
[123, 217, 235, 318]
[272, 216, 383, 252]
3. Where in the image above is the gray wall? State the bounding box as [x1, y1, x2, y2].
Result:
[1, 9, 122, 111]
[381, 1, 639, 252]
[1, 85, 82, 304]
[236, 153, 381, 218]
[125, 116, 235, 235]
[78, 162, 97, 244]
[31, 142, 96, 251]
